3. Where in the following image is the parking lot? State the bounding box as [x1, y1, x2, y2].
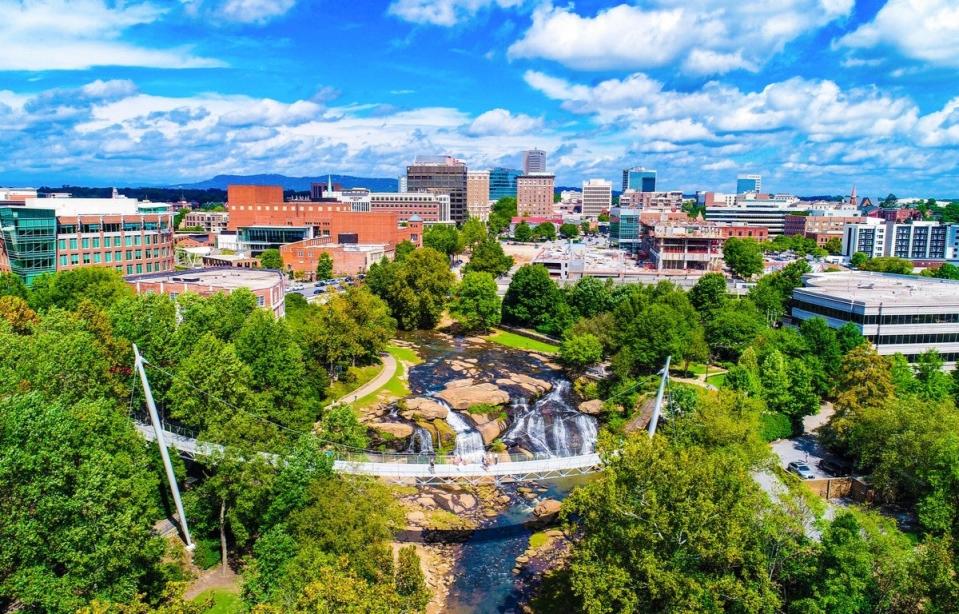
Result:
[286, 275, 364, 301]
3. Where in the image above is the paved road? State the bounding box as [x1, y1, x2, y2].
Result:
[326, 352, 397, 408]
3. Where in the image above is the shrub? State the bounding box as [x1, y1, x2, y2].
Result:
[193, 537, 221, 570]
[759, 412, 793, 442]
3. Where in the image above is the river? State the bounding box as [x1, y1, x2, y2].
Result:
[400, 332, 599, 613]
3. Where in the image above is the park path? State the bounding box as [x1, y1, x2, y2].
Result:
[326, 352, 397, 408]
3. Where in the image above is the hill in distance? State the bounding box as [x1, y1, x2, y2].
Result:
[170, 174, 398, 192]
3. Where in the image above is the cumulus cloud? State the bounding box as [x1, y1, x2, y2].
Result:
[509, 0, 853, 74]
[837, 0, 959, 67]
[388, 0, 523, 27]
[0, 0, 221, 70]
[182, 0, 298, 24]
[467, 108, 543, 135]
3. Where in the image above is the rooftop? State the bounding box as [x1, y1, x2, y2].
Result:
[798, 271, 959, 306]
[126, 267, 282, 291]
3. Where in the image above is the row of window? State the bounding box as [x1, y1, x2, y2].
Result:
[870, 332, 959, 346]
[58, 221, 169, 233]
[793, 298, 959, 325]
[58, 249, 170, 266]
[57, 233, 167, 250]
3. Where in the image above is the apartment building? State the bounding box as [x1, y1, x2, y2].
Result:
[182, 211, 229, 233]
[517, 173, 555, 217]
[0, 197, 174, 285]
[466, 170, 491, 221]
[335, 188, 451, 222]
[619, 190, 684, 210]
[581, 179, 612, 219]
[841, 219, 953, 263]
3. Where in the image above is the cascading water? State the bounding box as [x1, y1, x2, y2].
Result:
[445, 408, 486, 462]
[406, 427, 434, 454]
[502, 379, 598, 457]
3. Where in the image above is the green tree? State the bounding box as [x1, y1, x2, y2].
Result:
[748, 260, 811, 321]
[799, 317, 842, 382]
[688, 272, 728, 317]
[423, 224, 463, 259]
[29, 267, 131, 312]
[501, 264, 564, 332]
[922, 263, 959, 280]
[704, 300, 766, 360]
[580, 220, 591, 235]
[914, 349, 952, 402]
[513, 221, 533, 242]
[823, 344, 894, 450]
[463, 238, 514, 278]
[394, 240, 415, 262]
[823, 236, 842, 255]
[723, 237, 764, 279]
[836, 322, 866, 354]
[395, 545, 430, 611]
[559, 333, 603, 372]
[259, 248, 283, 270]
[566, 277, 613, 319]
[368, 248, 454, 331]
[315, 252, 334, 280]
[861, 256, 914, 274]
[0, 393, 167, 612]
[488, 196, 517, 235]
[449, 272, 501, 333]
[533, 222, 556, 241]
[460, 217, 488, 251]
[318, 405, 369, 449]
[0, 272, 28, 300]
[559, 222, 579, 239]
[850, 251, 868, 268]
[0, 295, 39, 334]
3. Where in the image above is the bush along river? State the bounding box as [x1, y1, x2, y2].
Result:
[367, 332, 600, 613]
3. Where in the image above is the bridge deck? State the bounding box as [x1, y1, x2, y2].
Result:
[136, 422, 602, 483]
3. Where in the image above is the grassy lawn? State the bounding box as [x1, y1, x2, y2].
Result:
[705, 373, 727, 388]
[353, 344, 422, 410]
[193, 588, 242, 614]
[670, 362, 711, 376]
[323, 363, 382, 404]
[486, 329, 559, 354]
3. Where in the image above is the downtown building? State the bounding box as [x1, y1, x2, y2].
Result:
[736, 174, 762, 194]
[791, 271, 959, 365]
[405, 155, 468, 223]
[840, 219, 957, 264]
[0, 196, 174, 285]
[466, 170, 491, 221]
[333, 188, 451, 223]
[489, 167, 522, 201]
[619, 190, 684, 210]
[622, 167, 656, 192]
[581, 179, 612, 219]
[516, 173, 555, 217]
[523, 149, 547, 174]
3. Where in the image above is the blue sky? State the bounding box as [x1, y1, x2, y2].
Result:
[1, 0, 958, 197]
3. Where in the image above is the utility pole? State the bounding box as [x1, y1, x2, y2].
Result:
[647, 355, 671, 437]
[133, 344, 194, 550]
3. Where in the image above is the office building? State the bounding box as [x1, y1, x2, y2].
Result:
[334, 188, 451, 223]
[841, 219, 950, 263]
[784, 212, 865, 247]
[704, 194, 803, 236]
[581, 179, 613, 219]
[466, 170, 491, 221]
[127, 267, 286, 317]
[182, 211, 229, 233]
[489, 167, 522, 201]
[609, 208, 642, 252]
[622, 167, 656, 192]
[398, 176, 407, 193]
[736, 174, 762, 194]
[523, 149, 547, 174]
[619, 190, 684, 210]
[516, 173, 555, 217]
[406, 155, 468, 223]
[279, 239, 393, 280]
[0, 197, 174, 285]
[791, 271, 959, 364]
[226, 185, 422, 253]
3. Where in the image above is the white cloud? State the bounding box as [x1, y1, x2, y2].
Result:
[468, 108, 543, 135]
[0, 0, 221, 70]
[387, 0, 522, 27]
[218, 0, 296, 23]
[837, 0, 959, 67]
[509, 0, 853, 75]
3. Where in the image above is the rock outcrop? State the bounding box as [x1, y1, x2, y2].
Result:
[578, 399, 604, 415]
[401, 397, 449, 421]
[533, 499, 562, 519]
[496, 374, 552, 396]
[370, 422, 413, 439]
[436, 382, 510, 410]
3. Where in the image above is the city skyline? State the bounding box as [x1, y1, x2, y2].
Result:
[0, 0, 957, 197]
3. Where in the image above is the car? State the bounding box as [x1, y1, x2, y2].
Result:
[345, 275, 354, 282]
[786, 461, 816, 480]
[313, 288, 323, 295]
[818, 458, 852, 477]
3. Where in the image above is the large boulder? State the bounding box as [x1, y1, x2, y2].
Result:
[401, 397, 448, 421]
[578, 399, 604, 415]
[497, 374, 552, 396]
[445, 377, 475, 389]
[533, 499, 562, 518]
[370, 422, 413, 439]
[436, 382, 510, 410]
[475, 419, 505, 445]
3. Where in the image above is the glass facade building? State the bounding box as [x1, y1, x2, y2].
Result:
[736, 175, 762, 194]
[0, 207, 56, 284]
[489, 168, 522, 201]
[622, 168, 656, 192]
[609, 207, 642, 253]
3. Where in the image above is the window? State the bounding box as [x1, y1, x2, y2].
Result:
[127, 265, 133, 274]
[146, 263, 152, 272]
[82, 254, 90, 264]
[94, 253, 101, 263]
[59, 255, 67, 266]
[92, 238, 99, 248]
[136, 264, 143, 273]
[114, 236, 121, 247]
[82, 238, 89, 248]
[125, 236, 133, 246]
[70, 254, 79, 264]
[257, 295, 265, 306]
[58, 239, 66, 250]
[70, 238, 77, 249]
[105, 252, 112, 263]
[126, 250, 132, 259]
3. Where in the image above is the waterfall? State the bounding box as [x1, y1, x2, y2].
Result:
[445, 410, 486, 462]
[406, 427, 434, 455]
[502, 379, 598, 457]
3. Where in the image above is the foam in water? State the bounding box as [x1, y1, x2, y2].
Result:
[502, 379, 598, 457]
[445, 410, 486, 462]
[406, 426, 434, 455]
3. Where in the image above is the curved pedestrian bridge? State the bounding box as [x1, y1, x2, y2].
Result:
[135, 421, 602, 484]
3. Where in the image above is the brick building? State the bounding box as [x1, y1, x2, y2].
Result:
[279, 238, 392, 279]
[517, 173, 555, 217]
[126, 267, 286, 317]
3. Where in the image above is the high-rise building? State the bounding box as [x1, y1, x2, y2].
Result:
[466, 170, 491, 221]
[736, 174, 762, 194]
[622, 167, 656, 192]
[0, 196, 175, 285]
[489, 167, 522, 201]
[405, 155, 468, 223]
[581, 179, 613, 219]
[516, 173, 555, 217]
[523, 149, 547, 174]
